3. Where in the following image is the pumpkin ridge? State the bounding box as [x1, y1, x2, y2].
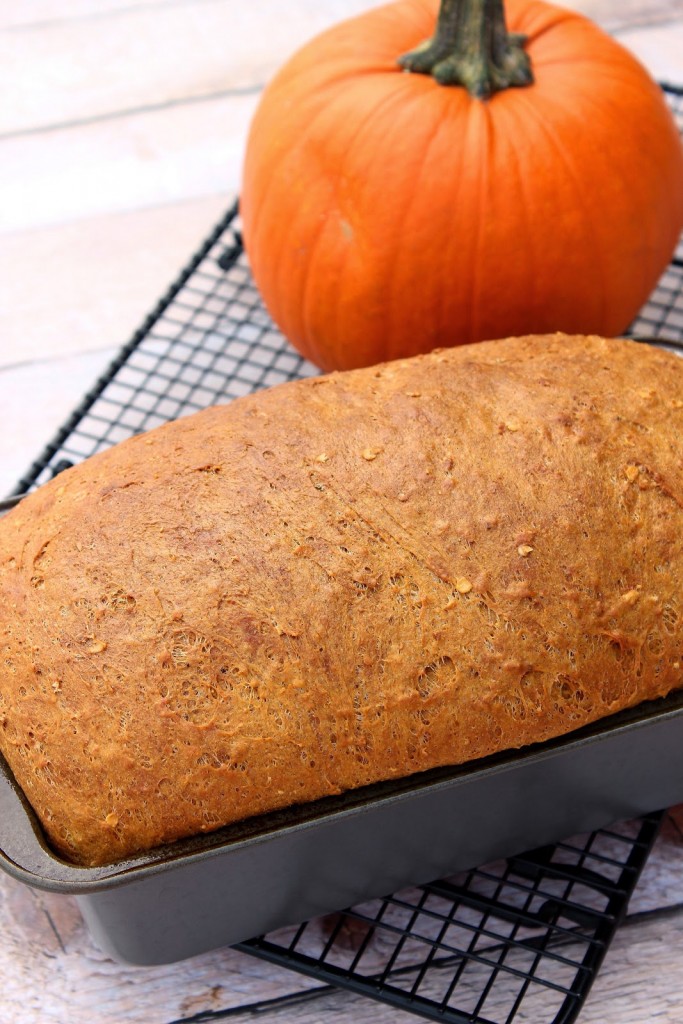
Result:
[298, 198, 337, 372]
[385, 88, 463, 360]
[278, 60, 408, 97]
[247, 73, 395, 363]
[315, 82, 417, 368]
[245, 71, 362, 247]
[266, 5, 413, 87]
[514, 3, 631, 76]
[244, 57, 403, 259]
[504, 103, 538, 322]
[512, 89, 608, 330]
[468, 102, 494, 343]
[538, 67, 682, 312]
[245, 96, 330, 351]
[507, 0, 585, 51]
[303, 81, 419, 368]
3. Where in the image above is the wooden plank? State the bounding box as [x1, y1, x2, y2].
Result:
[0, 0, 174, 31]
[569, 0, 683, 31]
[0, 90, 257, 233]
[612, 21, 683, 82]
[581, 910, 683, 1023]
[0, 0, 387, 136]
[4, 0, 681, 34]
[627, 810, 683, 916]
[0, 193, 230, 370]
[0, 871, 318, 1024]
[0, 874, 681, 1022]
[0, 347, 117, 497]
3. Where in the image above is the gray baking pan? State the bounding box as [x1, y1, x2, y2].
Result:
[0, 689, 682, 965]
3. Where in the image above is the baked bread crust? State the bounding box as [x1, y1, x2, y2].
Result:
[1, 334, 682, 866]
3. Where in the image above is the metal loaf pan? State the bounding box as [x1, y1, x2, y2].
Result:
[1, 689, 683, 965]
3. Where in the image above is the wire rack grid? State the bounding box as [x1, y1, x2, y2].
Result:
[237, 813, 662, 1024]
[4, 84, 683, 1024]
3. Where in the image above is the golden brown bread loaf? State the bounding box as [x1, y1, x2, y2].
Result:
[1, 334, 682, 866]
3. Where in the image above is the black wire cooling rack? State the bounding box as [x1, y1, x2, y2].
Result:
[5, 83, 683, 1024]
[237, 813, 662, 1024]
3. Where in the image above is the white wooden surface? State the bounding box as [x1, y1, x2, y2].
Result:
[1, 2, 683, 1021]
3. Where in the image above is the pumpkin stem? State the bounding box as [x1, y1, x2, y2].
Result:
[398, 0, 533, 99]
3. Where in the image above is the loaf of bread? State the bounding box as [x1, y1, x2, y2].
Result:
[1, 334, 682, 866]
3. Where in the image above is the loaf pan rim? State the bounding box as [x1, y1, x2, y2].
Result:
[1, 686, 682, 895]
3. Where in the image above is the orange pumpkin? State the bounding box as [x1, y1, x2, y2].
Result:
[241, 0, 683, 371]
